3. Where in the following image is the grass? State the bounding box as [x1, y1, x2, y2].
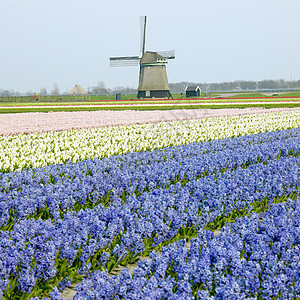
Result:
[276, 91, 300, 97]
[2, 91, 300, 104]
[0, 103, 299, 114]
[0, 95, 91, 103]
[1, 91, 300, 113]
[0, 97, 299, 107]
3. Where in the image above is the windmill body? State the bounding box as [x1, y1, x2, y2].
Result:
[110, 16, 174, 99]
[137, 51, 172, 99]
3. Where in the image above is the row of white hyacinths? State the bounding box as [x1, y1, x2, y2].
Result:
[1, 110, 300, 173]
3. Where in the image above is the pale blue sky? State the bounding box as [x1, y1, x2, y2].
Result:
[1, 0, 299, 93]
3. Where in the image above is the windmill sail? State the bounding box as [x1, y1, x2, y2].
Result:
[110, 56, 140, 67]
[109, 15, 175, 99]
[140, 16, 147, 55]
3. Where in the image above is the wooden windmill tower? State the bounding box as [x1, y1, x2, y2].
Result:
[110, 16, 175, 99]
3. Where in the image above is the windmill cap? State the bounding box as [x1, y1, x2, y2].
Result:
[140, 51, 165, 64]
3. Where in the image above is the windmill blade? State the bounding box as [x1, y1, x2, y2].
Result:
[110, 56, 140, 67]
[157, 50, 175, 59]
[140, 16, 147, 55]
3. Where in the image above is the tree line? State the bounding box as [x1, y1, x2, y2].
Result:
[1, 79, 300, 97]
[88, 79, 300, 95]
[169, 79, 300, 93]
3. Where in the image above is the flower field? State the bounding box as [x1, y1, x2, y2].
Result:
[1, 110, 300, 173]
[0, 110, 300, 299]
[1, 108, 299, 137]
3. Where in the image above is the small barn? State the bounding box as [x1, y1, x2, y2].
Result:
[185, 85, 201, 98]
[67, 84, 88, 95]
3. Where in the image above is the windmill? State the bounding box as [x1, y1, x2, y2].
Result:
[110, 16, 175, 99]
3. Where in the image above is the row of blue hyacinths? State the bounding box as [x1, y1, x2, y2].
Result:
[0, 128, 300, 299]
[71, 198, 300, 299]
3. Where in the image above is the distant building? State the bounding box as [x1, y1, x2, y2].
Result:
[67, 84, 88, 95]
[185, 86, 201, 98]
